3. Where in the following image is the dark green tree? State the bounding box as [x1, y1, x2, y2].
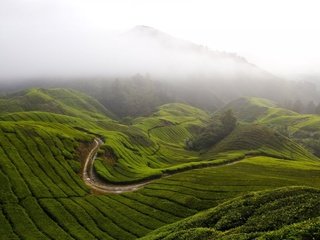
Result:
[187, 109, 237, 151]
[306, 101, 316, 114]
[315, 103, 320, 115]
[221, 109, 237, 133]
[292, 99, 303, 113]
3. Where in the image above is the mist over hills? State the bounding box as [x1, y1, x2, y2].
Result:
[1, 26, 319, 118]
[2, 0, 320, 238]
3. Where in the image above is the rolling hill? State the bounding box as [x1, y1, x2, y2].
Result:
[0, 88, 320, 239]
[3, 26, 320, 118]
[224, 96, 320, 156]
[140, 186, 320, 240]
[0, 88, 115, 120]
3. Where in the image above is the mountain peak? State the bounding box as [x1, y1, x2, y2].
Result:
[126, 25, 250, 63]
[132, 25, 157, 32]
[128, 25, 170, 38]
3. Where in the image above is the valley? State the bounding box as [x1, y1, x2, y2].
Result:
[2, 1, 320, 239]
[1, 88, 320, 239]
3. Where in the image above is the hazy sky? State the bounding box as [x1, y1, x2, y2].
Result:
[1, 0, 320, 79]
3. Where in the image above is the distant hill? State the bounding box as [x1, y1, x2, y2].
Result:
[224, 96, 320, 156]
[222, 97, 296, 122]
[0, 88, 115, 120]
[125, 25, 253, 66]
[1, 26, 319, 117]
[208, 124, 315, 160]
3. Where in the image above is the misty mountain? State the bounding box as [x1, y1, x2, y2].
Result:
[121, 25, 268, 80]
[1, 26, 319, 118]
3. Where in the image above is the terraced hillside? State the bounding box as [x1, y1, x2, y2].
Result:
[0, 88, 115, 120]
[141, 186, 320, 240]
[224, 96, 320, 156]
[1, 88, 320, 239]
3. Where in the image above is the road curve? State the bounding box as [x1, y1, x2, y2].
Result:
[82, 138, 249, 194]
[82, 138, 154, 194]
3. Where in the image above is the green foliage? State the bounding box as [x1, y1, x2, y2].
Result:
[223, 96, 320, 157]
[221, 109, 237, 132]
[1, 89, 320, 240]
[140, 187, 320, 240]
[187, 109, 237, 150]
[259, 217, 320, 239]
[0, 88, 114, 120]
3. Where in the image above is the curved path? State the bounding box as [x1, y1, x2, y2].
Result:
[82, 138, 155, 194]
[82, 138, 247, 194]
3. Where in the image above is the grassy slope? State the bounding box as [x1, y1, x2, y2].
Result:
[94, 102, 318, 184]
[224, 97, 320, 155]
[140, 186, 320, 240]
[222, 97, 296, 123]
[93, 103, 212, 183]
[206, 124, 316, 160]
[0, 88, 115, 120]
[1, 89, 320, 239]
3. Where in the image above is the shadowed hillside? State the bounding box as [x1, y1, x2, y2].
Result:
[224, 96, 320, 156]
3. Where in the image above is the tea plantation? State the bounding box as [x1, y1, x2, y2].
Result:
[1, 88, 320, 239]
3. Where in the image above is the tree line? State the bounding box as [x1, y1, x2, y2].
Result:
[186, 110, 237, 151]
[281, 99, 320, 114]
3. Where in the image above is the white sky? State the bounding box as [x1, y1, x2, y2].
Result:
[1, 0, 320, 78]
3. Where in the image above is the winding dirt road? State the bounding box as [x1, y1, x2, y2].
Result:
[82, 138, 154, 194]
[82, 138, 248, 194]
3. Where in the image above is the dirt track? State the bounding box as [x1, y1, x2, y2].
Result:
[82, 138, 154, 193]
[82, 138, 246, 194]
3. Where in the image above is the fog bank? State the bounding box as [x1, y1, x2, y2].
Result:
[1, 0, 320, 81]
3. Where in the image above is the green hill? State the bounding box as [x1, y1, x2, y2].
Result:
[222, 97, 296, 122]
[93, 103, 211, 183]
[94, 103, 317, 184]
[207, 124, 316, 160]
[1, 88, 320, 239]
[224, 96, 320, 156]
[0, 88, 115, 120]
[140, 186, 320, 240]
